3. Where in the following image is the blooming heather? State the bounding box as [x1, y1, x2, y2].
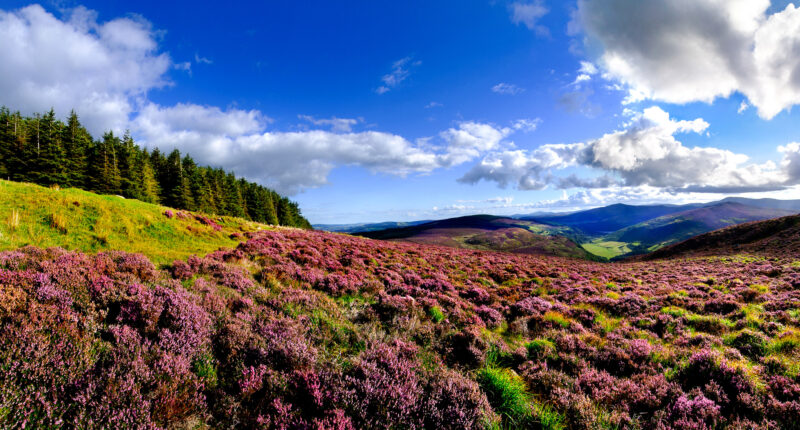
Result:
[0, 229, 798, 428]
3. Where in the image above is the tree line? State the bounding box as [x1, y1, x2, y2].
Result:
[0, 107, 311, 228]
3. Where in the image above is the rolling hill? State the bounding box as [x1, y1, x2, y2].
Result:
[358, 214, 596, 259]
[522, 202, 704, 235]
[596, 202, 796, 258]
[640, 212, 800, 260]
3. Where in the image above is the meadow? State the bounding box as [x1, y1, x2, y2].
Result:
[1, 224, 798, 429]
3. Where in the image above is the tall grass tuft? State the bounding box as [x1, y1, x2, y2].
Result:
[6, 209, 20, 232]
[48, 212, 68, 234]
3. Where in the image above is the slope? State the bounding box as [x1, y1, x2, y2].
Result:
[359, 214, 596, 259]
[601, 202, 796, 258]
[524, 203, 703, 235]
[640, 212, 800, 260]
[0, 179, 270, 264]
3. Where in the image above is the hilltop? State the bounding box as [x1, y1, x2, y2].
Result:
[0, 180, 271, 264]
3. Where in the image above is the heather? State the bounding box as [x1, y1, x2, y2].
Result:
[1, 228, 799, 428]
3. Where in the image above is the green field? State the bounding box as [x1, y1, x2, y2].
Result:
[0, 180, 271, 264]
[581, 240, 632, 259]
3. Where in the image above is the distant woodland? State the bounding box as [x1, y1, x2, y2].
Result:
[0, 107, 311, 228]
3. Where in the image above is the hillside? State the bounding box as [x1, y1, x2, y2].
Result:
[359, 215, 595, 259]
[0, 180, 270, 264]
[2, 225, 799, 429]
[0, 107, 310, 229]
[599, 202, 796, 258]
[641, 212, 800, 260]
[524, 203, 701, 235]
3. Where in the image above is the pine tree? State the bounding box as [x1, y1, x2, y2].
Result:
[62, 110, 91, 187]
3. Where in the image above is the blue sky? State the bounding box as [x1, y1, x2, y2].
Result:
[1, 1, 800, 224]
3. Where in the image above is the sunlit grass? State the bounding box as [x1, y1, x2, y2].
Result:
[0, 179, 269, 264]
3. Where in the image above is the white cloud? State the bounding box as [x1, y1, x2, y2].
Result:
[579, 61, 598, 75]
[575, 0, 800, 119]
[194, 53, 212, 64]
[425, 101, 443, 109]
[509, 1, 549, 34]
[0, 4, 170, 135]
[298, 115, 362, 133]
[438, 122, 512, 166]
[133, 103, 519, 194]
[492, 82, 525, 95]
[512, 118, 542, 132]
[174, 61, 192, 74]
[134, 103, 443, 195]
[738, 100, 750, 114]
[461, 106, 800, 193]
[376, 56, 420, 94]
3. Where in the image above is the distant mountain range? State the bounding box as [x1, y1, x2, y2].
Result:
[339, 197, 800, 260]
[357, 215, 597, 260]
[313, 220, 432, 234]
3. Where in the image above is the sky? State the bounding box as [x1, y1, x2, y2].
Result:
[1, 0, 800, 224]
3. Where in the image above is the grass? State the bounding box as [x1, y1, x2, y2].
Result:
[0, 180, 270, 264]
[428, 305, 446, 323]
[581, 240, 631, 259]
[477, 366, 565, 430]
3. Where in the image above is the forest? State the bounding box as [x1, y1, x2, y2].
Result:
[0, 107, 311, 229]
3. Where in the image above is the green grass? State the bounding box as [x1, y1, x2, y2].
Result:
[0, 180, 270, 264]
[428, 305, 446, 323]
[477, 366, 565, 430]
[581, 240, 631, 259]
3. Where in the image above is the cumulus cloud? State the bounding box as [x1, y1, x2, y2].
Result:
[133, 103, 446, 194]
[133, 103, 522, 194]
[437, 122, 512, 166]
[492, 82, 525, 95]
[376, 57, 420, 94]
[0, 4, 170, 135]
[575, 0, 800, 119]
[461, 106, 800, 193]
[509, 1, 549, 34]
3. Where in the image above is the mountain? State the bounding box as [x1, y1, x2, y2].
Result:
[522, 202, 705, 235]
[639, 212, 800, 260]
[314, 220, 432, 233]
[358, 214, 596, 259]
[599, 202, 796, 258]
[718, 197, 800, 211]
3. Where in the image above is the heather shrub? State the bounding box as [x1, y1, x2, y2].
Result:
[1, 227, 800, 428]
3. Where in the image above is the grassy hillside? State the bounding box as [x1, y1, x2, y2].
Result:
[640, 212, 800, 260]
[600, 202, 795, 259]
[0, 180, 271, 264]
